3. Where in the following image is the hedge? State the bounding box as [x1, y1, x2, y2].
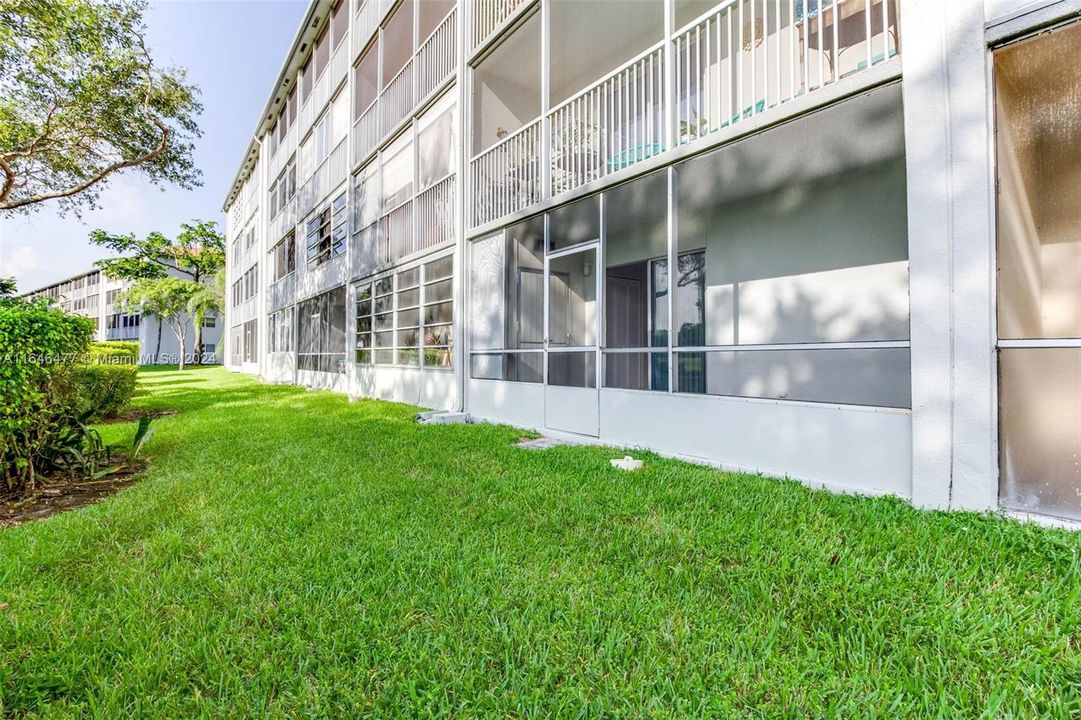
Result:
[0, 299, 95, 492]
[86, 341, 139, 365]
[72, 363, 139, 421]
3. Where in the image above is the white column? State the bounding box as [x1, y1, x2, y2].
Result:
[901, 0, 997, 510]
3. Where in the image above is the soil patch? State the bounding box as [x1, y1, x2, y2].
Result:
[99, 408, 178, 424]
[1, 468, 144, 529]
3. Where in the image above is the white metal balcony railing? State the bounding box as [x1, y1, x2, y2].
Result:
[380, 59, 414, 139]
[350, 9, 457, 170]
[416, 175, 456, 251]
[352, 102, 380, 166]
[469, 0, 899, 227]
[470, 118, 541, 227]
[379, 200, 414, 265]
[417, 8, 457, 104]
[550, 43, 664, 196]
[472, 0, 530, 53]
[674, 0, 899, 146]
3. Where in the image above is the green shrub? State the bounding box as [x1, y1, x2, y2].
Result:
[0, 298, 94, 493]
[72, 363, 138, 421]
[86, 341, 139, 365]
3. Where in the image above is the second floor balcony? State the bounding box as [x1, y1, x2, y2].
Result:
[470, 0, 900, 229]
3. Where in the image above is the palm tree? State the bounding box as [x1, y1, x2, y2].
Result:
[186, 269, 225, 365]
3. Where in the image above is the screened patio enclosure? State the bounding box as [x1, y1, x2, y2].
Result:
[467, 82, 911, 492]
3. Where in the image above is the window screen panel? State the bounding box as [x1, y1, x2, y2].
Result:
[674, 346, 911, 408]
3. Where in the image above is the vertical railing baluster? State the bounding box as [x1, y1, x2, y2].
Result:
[865, 0, 873, 69]
[882, 0, 891, 58]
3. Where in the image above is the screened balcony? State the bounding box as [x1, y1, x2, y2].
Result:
[351, 0, 457, 168]
[469, 0, 901, 228]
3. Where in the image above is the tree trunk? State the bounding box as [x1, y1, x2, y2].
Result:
[155, 320, 162, 364]
[193, 315, 203, 366]
[173, 319, 186, 371]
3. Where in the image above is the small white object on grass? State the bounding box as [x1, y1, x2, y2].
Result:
[611, 455, 644, 471]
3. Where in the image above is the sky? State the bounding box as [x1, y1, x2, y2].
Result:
[0, 0, 308, 293]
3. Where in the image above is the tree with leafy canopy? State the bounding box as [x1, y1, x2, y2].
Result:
[118, 278, 200, 370]
[186, 269, 225, 364]
[0, 0, 202, 215]
[0, 278, 16, 301]
[91, 220, 224, 364]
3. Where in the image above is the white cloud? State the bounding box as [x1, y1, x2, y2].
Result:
[0, 244, 41, 280]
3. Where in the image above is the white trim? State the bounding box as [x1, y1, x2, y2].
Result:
[997, 338, 1081, 348]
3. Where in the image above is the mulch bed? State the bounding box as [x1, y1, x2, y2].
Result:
[0, 469, 146, 529]
[0, 407, 171, 528]
[99, 408, 177, 424]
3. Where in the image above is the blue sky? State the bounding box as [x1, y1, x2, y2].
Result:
[0, 0, 307, 292]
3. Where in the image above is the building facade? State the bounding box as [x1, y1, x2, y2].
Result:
[223, 0, 1081, 525]
[23, 268, 222, 363]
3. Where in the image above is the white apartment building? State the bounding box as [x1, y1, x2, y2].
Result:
[23, 268, 223, 363]
[223, 0, 1081, 525]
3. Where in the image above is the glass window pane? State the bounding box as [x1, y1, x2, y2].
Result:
[996, 22, 1081, 340]
[674, 84, 910, 346]
[424, 300, 453, 325]
[549, 193, 600, 252]
[604, 351, 668, 391]
[999, 348, 1081, 521]
[425, 347, 453, 367]
[374, 312, 394, 330]
[376, 276, 394, 296]
[398, 288, 421, 308]
[425, 278, 452, 303]
[424, 323, 453, 346]
[374, 348, 394, 365]
[397, 307, 420, 328]
[605, 171, 668, 348]
[548, 248, 597, 347]
[674, 347, 911, 408]
[397, 328, 419, 347]
[548, 351, 597, 388]
[374, 330, 394, 347]
[398, 267, 420, 289]
[425, 254, 453, 282]
[398, 347, 420, 365]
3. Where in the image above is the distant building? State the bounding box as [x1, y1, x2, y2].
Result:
[21, 266, 222, 363]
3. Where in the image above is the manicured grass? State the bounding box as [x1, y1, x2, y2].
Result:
[2, 367, 1080, 718]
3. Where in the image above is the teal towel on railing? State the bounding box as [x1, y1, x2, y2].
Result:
[607, 141, 665, 171]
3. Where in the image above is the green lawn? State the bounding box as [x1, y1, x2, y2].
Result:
[2, 367, 1080, 718]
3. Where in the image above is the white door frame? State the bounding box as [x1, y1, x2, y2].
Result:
[543, 208, 603, 436]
